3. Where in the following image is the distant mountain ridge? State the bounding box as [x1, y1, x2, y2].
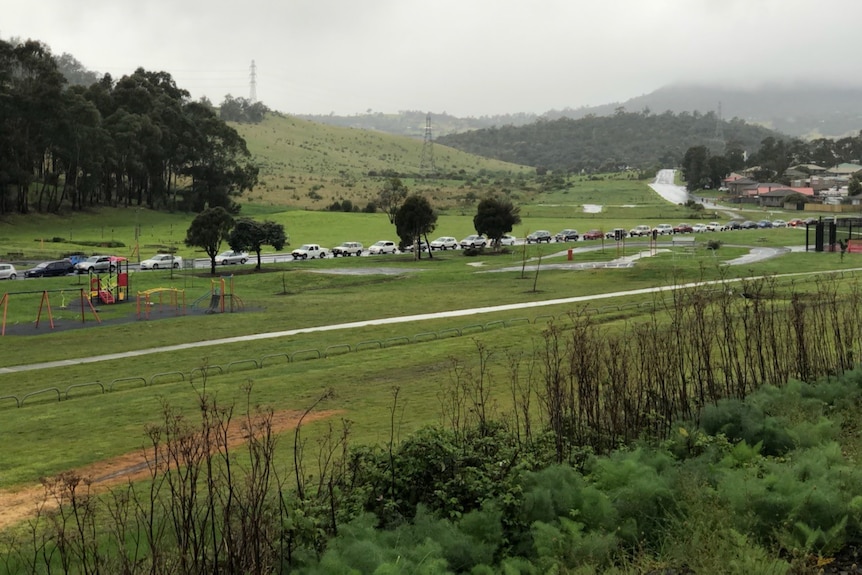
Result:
[298, 84, 862, 140]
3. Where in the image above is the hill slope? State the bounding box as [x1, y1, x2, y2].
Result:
[231, 113, 532, 209]
[436, 110, 782, 172]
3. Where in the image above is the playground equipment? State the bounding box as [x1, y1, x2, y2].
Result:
[1, 289, 101, 336]
[192, 276, 244, 314]
[136, 288, 186, 320]
[88, 256, 129, 305]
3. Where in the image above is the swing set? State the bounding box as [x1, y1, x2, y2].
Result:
[0, 289, 101, 336]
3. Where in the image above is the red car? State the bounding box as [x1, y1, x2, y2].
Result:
[787, 218, 804, 227]
[582, 229, 604, 240]
[673, 223, 694, 234]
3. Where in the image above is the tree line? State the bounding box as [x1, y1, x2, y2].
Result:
[437, 108, 782, 173]
[0, 39, 259, 216]
[681, 132, 862, 191]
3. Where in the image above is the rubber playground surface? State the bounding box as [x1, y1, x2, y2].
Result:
[0, 292, 248, 336]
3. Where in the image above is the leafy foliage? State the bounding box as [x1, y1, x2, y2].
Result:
[184, 206, 235, 274]
[228, 217, 287, 269]
[472, 196, 521, 249]
[437, 110, 780, 173]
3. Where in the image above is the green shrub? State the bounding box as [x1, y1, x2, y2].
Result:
[700, 398, 794, 456]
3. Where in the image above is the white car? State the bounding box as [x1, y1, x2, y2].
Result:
[429, 236, 459, 250]
[499, 235, 516, 246]
[460, 235, 487, 249]
[0, 263, 16, 280]
[653, 224, 674, 235]
[706, 222, 726, 232]
[140, 254, 183, 270]
[291, 244, 329, 259]
[217, 250, 249, 265]
[772, 219, 787, 228]
[331, 242, 363, 256]
[629, 225, 652, 237]
[368, 240, 397, 254]
[692, 223, 708, 233]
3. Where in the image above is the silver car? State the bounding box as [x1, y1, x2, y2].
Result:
[74, 255, 116, 274]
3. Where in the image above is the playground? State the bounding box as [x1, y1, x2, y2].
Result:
[1, 273, 245, 336]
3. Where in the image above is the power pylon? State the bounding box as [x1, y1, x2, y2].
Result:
[249, 60, 257, 103]
[420, 112, 437, 174]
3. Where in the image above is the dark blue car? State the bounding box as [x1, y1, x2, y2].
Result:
[23, 259, 75, 278]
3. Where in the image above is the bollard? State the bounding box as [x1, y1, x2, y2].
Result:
[567, 248, 573, 261]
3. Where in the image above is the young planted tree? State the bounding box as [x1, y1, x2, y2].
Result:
[473, 196, 521, 251]
[395, 194, 437, 259]
[185, 206, 235, 274]
[228, 218, 287, 270]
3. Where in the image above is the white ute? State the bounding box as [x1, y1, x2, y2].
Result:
[291, 244, 329, 260]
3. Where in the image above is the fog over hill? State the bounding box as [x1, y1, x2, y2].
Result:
[299, 83, 862, 140]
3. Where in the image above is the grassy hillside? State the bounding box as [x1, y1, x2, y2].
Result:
[231, 113, 532, 210]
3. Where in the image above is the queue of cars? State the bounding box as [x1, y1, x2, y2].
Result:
[3, 216, 821, 278]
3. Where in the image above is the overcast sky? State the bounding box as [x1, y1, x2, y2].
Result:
[5, 0, 861, 117]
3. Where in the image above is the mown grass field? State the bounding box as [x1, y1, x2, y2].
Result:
[0, 114, 854, 518]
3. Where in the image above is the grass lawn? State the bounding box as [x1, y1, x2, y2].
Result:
[0, 171, 856, 500]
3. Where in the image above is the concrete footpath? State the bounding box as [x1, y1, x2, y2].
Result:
[1, 267, 852, 375]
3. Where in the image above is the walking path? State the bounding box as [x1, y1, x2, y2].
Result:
[0, 265, 853, 375]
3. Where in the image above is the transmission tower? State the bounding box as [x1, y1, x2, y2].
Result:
[249, 60, 257, 103]
[420, 112, 437, 174]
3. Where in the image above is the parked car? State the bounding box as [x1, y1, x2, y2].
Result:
[291, 244, 329, 259]
[74, 255, 116, 274]
[403, 240, 430, 252]
[429, 236, 459, 250]
[772, 219, 787, 228]
[692, 223, 708, 233]
[757, 220, 773, 228]
[725, 220, 742, 230]
[24, 259, 75, 278]
[0, 263, 17, 280]
[629, 225, 652, 237]
[217, 250, 249, 265]
[706, 221, 727, 232]
[787, 218, 805, 227]
[582, 229, 603, 240]
[554, 229, 579, 242]
[331, 242, 363, 257]
[525, 230, 552, 244]
[803, 217, 820, 225]
[740, 221, 758, 229]
[368, 240, 398, 254]
[140, 254, 183, 270]
[459, 235, 487, 249]
[673, 223, 693, 234]
[606, 228, 628, 240]
[498, 235, 517, 246]
[653, 224, 674, 235]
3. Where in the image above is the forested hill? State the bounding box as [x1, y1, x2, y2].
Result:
[436, 110, 783, 173]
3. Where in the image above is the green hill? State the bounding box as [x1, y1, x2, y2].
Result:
[436, 110, 783, 173]
[230, 113, 532, 209]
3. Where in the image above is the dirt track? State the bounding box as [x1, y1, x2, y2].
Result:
[0, 409, 340, 531]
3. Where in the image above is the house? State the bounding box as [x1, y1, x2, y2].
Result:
[825, 163, 862, 177]
[758, 188, 813, 208]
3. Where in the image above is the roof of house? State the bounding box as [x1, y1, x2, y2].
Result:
[827, 163, 862, 175]
[756, 187, 815, 197]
